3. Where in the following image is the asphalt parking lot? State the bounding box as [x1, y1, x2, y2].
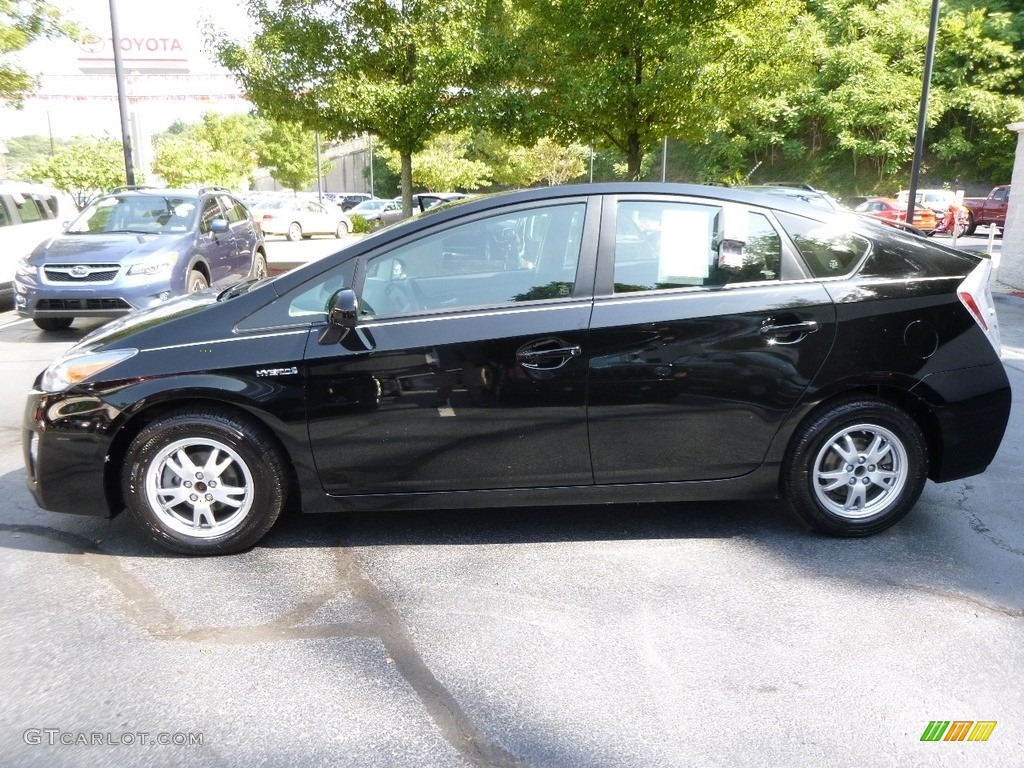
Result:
[1, 234, 1022, 767]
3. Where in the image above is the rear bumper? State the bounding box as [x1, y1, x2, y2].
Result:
[913, 361, 1012, 482]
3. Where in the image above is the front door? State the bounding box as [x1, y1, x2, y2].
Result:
[304, 199, 599, 495]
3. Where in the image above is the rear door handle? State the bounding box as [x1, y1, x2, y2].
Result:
[760, 319, 819, 343]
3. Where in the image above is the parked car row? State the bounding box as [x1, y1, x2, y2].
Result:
[19, 183, 1010, 555]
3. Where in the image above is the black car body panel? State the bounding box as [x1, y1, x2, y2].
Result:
[22, 183, 1011, 548]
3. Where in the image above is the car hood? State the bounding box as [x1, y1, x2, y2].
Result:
[28, 232, 193, 264]
[72, 289, 221, 354]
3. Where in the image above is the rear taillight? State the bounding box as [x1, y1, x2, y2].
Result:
[957, 259, 1001, 354]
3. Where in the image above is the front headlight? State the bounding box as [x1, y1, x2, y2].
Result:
[15, 257, 36, 280]
[128, 252, 178, 276]
[39, 348, 138, 393]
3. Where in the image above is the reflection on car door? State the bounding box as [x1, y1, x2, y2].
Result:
[303, 200, 598, 494]
[587, 196, 836, 482]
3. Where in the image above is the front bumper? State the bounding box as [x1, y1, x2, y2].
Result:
[14, 273, 177, 319]
[23, 389, 120, 517]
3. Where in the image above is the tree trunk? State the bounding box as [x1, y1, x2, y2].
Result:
[400, 152, 413, 216]
[626, 132, 643, 181]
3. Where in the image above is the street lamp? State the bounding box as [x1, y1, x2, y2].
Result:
[905, 0, 941, 226]
[109, 0, 135, 185]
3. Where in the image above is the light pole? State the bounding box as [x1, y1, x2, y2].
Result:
[108, 0, 135, 186]
[906, 0, 941, 226]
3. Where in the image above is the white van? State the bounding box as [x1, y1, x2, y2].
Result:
[0, 182, 79, 304]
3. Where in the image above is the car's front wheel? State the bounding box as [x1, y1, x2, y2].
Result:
[122, 408, 287, 555]
[33, 317, 73, 332]
[335, 220, 349, 238]
[188, 270, 209, 293]
[963, 211, 977, 236]
[250, 252, 268, 280]
[782, 397, 927, 536]
[287, 222, 303, 241]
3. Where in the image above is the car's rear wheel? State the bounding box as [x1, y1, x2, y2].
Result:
[33, 317, 73, 332]
[782, 397, 927, 536]
[287, 222, 302, 241]
[250, 252, 268, 280]
[188, 270, 209, 293]
[122, 408, 287, 555]
[963, 211, 977, 236]
[335, 220, 349, 237]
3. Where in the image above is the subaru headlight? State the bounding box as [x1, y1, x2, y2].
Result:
[39, 348, 138, 393]
[128, 252, 178, 276]
[15, 257, 36, 280]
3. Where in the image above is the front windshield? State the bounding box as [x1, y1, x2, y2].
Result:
[66, 194, 199, 235]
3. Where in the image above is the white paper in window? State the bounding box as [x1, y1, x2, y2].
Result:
[658, 209, 710, 282]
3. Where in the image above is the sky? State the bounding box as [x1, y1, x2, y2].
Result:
[1, 0, 254, 142]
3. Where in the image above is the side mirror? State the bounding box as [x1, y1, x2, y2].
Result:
[319, 288, 359, 345]
[209, 218, 229, 234]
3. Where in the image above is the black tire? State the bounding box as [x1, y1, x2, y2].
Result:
[782, 397, 928, 536]
[250, 251, 268, 281]
[287, 222, 303, 241]
[34, 317, 73, 331]
[963, 212, 977, 236]
[188, 269, 209, 293]
[122, 408, 288, 555]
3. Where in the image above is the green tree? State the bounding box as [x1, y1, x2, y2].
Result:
[380, 130, 491, 191]
[211, 0, 489, 215]
[24, 137, 128, 204]
[1, 0, 78, 106]
[151, 134, 237, 187]
[3, 134, 70, 177]
[508, 0, 806, 179]
[256, 119, 323, 192]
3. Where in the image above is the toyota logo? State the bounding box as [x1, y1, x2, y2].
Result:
[70, 266, 90, 278]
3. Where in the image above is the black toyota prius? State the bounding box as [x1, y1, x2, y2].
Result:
[23, 184, 1011, 555]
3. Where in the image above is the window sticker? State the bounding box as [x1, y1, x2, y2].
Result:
[658, 209, 710, 282]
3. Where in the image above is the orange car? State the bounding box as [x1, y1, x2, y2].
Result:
[854, 197, 937, 233]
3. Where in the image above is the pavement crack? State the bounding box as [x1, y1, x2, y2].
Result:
[953, 482, 1024, 557]
[885, 580, 1024, 618]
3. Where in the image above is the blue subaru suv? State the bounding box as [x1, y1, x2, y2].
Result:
[14, 186, 267, 331]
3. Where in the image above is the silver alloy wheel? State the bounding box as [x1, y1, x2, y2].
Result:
[189, 273, 208, 293]
[144, 437, 254, 538]
[287, 222, 302, 241]
[812, 423, 909, 519]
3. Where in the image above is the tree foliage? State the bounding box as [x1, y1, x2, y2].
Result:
[380, 130, 491, 191]
[506, 0, 808, 179]
[211, 0, 489, 214]
[1, 0, 78, 106]
[151, 112, 264, 187]
[24, 137, 129, 204]
[256, 119, 324, 192]
[3, 133, 70, 177]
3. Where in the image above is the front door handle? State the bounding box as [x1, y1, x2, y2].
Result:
[516, 340, 581, 370]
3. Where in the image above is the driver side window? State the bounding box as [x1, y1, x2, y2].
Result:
[360, 202, 586, 317]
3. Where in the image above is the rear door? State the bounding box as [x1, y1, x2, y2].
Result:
[587, 194, 836, 483]
[303, 197, 600, 495]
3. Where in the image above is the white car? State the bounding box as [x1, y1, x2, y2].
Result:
[252, 197, 352, 240]
[1, 182, 79, 301]
[896, 188, 957, 214]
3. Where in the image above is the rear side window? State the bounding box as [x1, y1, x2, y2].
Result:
[613, 202, 781, 291]
[0, 197, 13, 227]
[775, 212, 871, 277]
[14, 194, 45, 223]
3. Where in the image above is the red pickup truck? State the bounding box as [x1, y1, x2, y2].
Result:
[962, 185, 1010, 235]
